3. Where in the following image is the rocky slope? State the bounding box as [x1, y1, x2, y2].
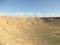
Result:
[0, 16, 60, 45]
[41, 17, 60, 25]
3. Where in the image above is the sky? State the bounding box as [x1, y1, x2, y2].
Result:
[0, 0, 60, 16]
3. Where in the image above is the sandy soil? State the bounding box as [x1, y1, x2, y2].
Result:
[0, 16, 60, 45]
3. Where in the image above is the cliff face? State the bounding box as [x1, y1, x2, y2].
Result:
[0, 16, 60, 45]
[41, 17, 60, 25]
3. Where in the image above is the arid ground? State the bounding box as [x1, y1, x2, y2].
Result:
[0, 16, 60, 45]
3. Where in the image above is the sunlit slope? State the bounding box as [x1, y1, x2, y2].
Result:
[0, 16, 60, 45]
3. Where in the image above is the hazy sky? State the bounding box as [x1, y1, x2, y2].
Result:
[0, 0, 60, 16]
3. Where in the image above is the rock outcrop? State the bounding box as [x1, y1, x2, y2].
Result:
[41, 17, 60, 25]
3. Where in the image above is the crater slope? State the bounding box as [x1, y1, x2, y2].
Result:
[0, 16, 60, 45]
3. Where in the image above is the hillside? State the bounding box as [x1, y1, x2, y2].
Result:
[0, 16, 60, 45]
[41, 17, 60, 26]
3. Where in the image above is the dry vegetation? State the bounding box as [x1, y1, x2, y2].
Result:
[0, 16, 60, 45]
